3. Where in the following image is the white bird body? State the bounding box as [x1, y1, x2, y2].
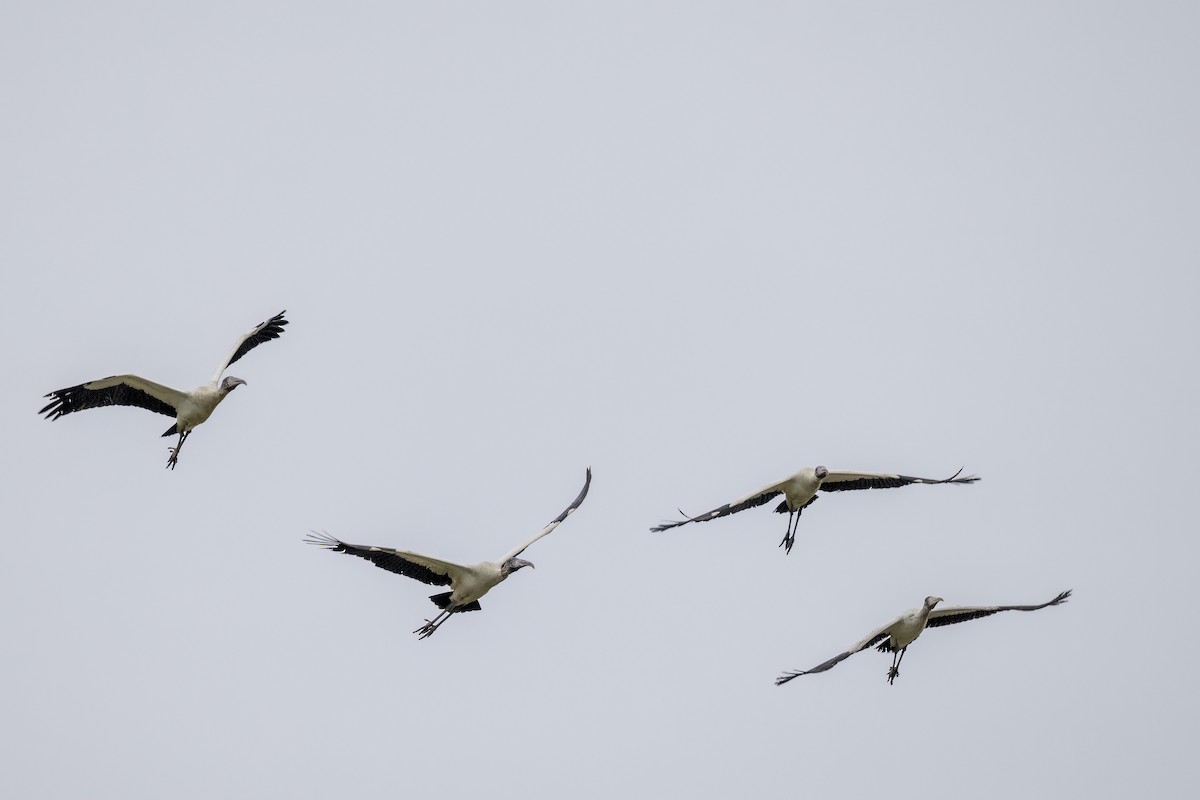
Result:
[174, 383, 226, 430]
[352, 550, 507, 607]
[880, 603, 936, 652]
[79, 378, 227, 433]
[776, 590, 1072, 686]
[307, 468, 592, 639]
[448, 561, 504, 606]
[775, 467, 824, 510]
[653, 465, 980, 553]
[41, 311, 287, 469]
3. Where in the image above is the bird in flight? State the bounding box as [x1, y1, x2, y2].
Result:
[40, 310, 288, 469]
[306, 468, 592, 639]
[775, 590, 1072, 686]
[652, 466, 980, 553]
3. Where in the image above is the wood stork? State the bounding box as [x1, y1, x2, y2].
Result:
[40, 310, 288, 469]
[305, 468, 592, 639]
[775, 590, 1072, 686]
[651, 466, 980, 554]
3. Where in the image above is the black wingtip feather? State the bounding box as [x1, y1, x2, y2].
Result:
[303, 531, 346, 551]
[304, 531, 452, 587]
[429, 592, 482, 613]
[39, 391, 70, 419]
[226, 311, 290, 369]
[940, 467, 981, 484]
[39, 380, 178, 421]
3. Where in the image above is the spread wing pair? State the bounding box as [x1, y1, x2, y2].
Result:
[652, 465, 980, 553]
[40, 311, 288, 468]
[776, 590, 1072, 685]
[306, 468, 592, 638]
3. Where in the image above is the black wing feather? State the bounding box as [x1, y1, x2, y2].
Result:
[926, 590, 1072, 629]
[40, 379, 177, 421]
[776, 631, 892, 685]
[819, 469, 980, 493]
[430, 592, 481, 612]
[227, 311, 288, 369]
[774, 495, 817, 514]
[925, 609, 1004, 628]
[819, 476, 916, 492]
[652, 489, 783, 532]
[304, 532, 452, 587]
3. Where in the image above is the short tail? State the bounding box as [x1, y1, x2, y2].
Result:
[162, 424, 178, 437]
[429, 592, 481, 613]
[774, 495, 818, 514]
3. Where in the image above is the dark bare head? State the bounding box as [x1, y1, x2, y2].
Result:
[501, 557, 534, 578]
[924, 596, 944, 609]
[815, 465, 829, 480]
[220, 376, 247, 393]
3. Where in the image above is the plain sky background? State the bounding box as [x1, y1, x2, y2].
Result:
[3, 3, 1197, 798]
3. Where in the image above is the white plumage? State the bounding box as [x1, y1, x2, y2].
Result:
[40, 311, 288, 469]
[652, 465, 980, 553]
[306, 468, 591, 639]
[776, 590, 1072, 686]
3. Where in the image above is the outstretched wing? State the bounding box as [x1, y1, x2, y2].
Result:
[304, 531, 467, 587]
[776, 617, 901, 686]
[650, 478, 786, 533]
[502, 468, 592, 561]
[926, 590, 1072, 629]
[211, 310, 288, 382]
[818, 466, 980, 493]
[40, 374, 185, 421]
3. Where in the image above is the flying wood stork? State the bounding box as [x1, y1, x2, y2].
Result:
[305, 468, 591, 639]
[775, 590, 1072, 686]
[651, 466, 980, 554]
[40, 310, 288, 469]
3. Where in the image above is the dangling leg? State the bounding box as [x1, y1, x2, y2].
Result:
[416, 613, 451, 640]
[779, 495, 818, 554]
[888, 647, 907, 685]
[780, 510, 802, 554]
[166, 430, 190, 470]
[779, 510, 796, 553]
[414, 609, 453, 639]
[414, 609, 448, 636]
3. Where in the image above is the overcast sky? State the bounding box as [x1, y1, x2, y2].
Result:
[3, 3, 1197, 798]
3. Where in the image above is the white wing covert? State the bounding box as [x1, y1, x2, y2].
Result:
[775, 616, 902, 684]
[925, 590, 1072, 629]
[304, 531, 469, 586]
[40, 374, 188, 421]
[819, 467, 979, 492]
[502, 468, 592, 561]
[650, 477, 787, 532]
[211, 310, 289, 383]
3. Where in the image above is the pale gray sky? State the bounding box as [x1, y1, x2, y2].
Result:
[3, 3, 1198, 798]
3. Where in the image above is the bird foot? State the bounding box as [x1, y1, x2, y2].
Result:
[778, 533, 795, 555]
[887, 668, 899, 685]
[413, 620, 437, 639]
[166, 431, 188, 470]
